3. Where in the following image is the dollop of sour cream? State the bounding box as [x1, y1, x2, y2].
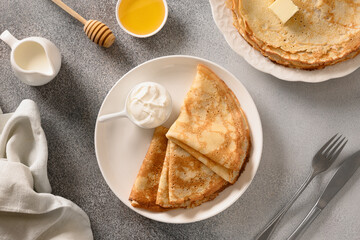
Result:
[126, 82, 172, 128]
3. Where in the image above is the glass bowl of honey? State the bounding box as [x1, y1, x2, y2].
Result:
[116, 0, 168, 38]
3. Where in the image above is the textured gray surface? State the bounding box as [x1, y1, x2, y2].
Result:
[1, 0, 360, 239]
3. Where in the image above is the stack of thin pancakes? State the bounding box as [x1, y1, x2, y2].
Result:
[230, 0, 360, 69]
[129, 64, 251, 211]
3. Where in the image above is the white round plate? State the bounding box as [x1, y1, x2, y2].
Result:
[95, 55, 263, 223]
[209, 0, 360, 83]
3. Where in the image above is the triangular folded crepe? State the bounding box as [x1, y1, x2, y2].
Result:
[156, 141, 228, 208]
[166, 64, 251, 183]
[129, 126, 169, 211]
[168, 141, 228, 205]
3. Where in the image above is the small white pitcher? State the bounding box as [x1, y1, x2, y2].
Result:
[0, 30, 61, 86]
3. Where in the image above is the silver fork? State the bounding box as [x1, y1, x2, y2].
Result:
[255, 134, 347, 240]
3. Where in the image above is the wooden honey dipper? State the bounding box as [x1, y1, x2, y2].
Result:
[52, 0, 115, 48]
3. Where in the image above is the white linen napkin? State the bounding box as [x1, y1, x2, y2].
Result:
[0, 99, 93, 240]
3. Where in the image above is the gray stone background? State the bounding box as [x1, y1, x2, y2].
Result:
[1, 0, 360, 239]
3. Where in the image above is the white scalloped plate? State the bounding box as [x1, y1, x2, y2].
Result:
[209, 0, 360, 82]
[95, 55, 263, 223]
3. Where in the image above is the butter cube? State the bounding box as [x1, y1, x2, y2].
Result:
[269, 0, 299, 24]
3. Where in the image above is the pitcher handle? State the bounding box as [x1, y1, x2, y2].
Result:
[0, 30, 19, 49]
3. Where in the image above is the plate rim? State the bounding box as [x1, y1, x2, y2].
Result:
[94, 55, 263, 223]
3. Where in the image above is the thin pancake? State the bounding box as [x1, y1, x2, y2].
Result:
[156, 141, 229, 208]
[166, 64, 251, 183]
[129, 126, 169, 212]
[168, 141, 228, 206]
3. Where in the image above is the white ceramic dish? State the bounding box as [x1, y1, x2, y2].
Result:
[94, 55, 263, 223]
[0, 30, 61, 86]
[115, 0, 168, 38]
[209, 0, 360, 83]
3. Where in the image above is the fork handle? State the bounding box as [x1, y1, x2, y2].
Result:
[255, 172, 314, 240]
[287, 206, 322, 240]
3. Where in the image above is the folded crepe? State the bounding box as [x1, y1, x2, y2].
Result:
[156, 141, 228, 208]
[129, 126, 169, 211]
[166, 64, 251, 184]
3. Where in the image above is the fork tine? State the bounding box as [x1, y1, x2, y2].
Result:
[317, 133, 338, 154]
[328, 139, 348, 161]
[326, 136, 345, 157]
[323, 134, 342, 156]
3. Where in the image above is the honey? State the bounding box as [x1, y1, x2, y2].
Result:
[118, 0, 165, 36]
